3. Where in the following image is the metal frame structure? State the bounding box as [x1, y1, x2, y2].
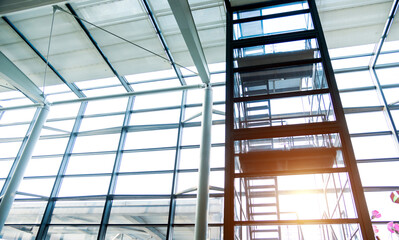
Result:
[0, 0, 399, 239]
[224, 0, 374, 239]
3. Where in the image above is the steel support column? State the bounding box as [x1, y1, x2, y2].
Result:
[224, 2, 234, 239]
[0, 105, 49, 232]
[194, 85, 213, 240]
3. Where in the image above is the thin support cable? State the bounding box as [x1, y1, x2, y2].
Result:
[53, 5, 199, 76]
[43, 7, 57, 97]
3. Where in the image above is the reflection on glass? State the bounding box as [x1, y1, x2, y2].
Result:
[105, 226, 168, 240]
[109, 199, 170, 224]
[46, 226, 99, 240]
[51, 200, 105, 224]
[5, 201, 47, 224]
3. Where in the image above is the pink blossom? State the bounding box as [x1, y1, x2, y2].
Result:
[373, 225, 379, 233]
[394, 223, 399, 233]
[388, 222, 395, 233]
[371, 210, 381, 219]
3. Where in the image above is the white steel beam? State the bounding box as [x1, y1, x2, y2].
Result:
[167, 0, 210, 84]
[0, 51, 44, 103]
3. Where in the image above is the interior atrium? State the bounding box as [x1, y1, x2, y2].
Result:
[0, 0, 398, 239]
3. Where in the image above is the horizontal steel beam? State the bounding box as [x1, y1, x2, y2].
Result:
[233, 121, 340, 140]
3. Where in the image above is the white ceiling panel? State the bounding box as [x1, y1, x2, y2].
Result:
[147, 0, 170, 12]
[113, 55, 173, 76]
[10, 58, 60, 87]
[0, 42, 37, 60]
[58, 62, 114, 82]
[0, 0, 398, 97]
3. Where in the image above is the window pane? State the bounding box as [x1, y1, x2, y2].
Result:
[17, 177, 56, 198]
[46, 226, 99, 240]
[0, 225, 39, 240]
[47, 103, 80, 119]
[335, 71, 374, 90]
[25, 157, 62, 177]
[79, 114, 125, 132]
[115, 173, 173, 195]
[51, 200, 105, 224]
[33, 138, 69, 156]
[133, 91, 183, 109]
[5, 201, 47, 224]
[109, 199, 170, 224]
[340, 90, 381, 108]
[105, 226, 167, 240]
[0, 108, 36, 123]
[351, 135, 399, 159]
[345, 111, 389, 134]
[119, 150, 176, 172]
[359, 161, 399, 186]
[0, 159, 14, 178]
[73, 134, 121, 153]
[0, 124, 29, 138]
[58, 176, 111, 197]
[124, 129, 178, 149]
[65, 154, 116, 175]
[84, 98, 129, 115]
[130, 109, 181, 125]
[0, 141, 22, 158]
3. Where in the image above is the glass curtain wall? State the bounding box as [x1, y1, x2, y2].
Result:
[0, 66, 226, 240]
[1, 0, 399, 240]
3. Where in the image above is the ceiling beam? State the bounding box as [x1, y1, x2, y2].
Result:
[64, 4, 134, 92]
[168, 0, 210, 84]
[0, 51, 45, 104]
[141, 0, 187, 86]
[2, 16, 86, 98]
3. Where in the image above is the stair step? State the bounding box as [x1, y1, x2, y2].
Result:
[249, 185, 276, 189]
[252, 229, 279, 233]
[250, 203, 277, 207]
[249, 191, 276, 197]
[253, 238, 279, 240]
[252, 212, 278, 216]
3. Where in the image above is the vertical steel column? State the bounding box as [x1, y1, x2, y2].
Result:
[194, 85, 213, 240]
[0, 105, 49, 232]
[97, 96, 135, 240]
[36, 102, 87, 239]
[224, 1, 235, 238]
[166, 90, 187, 240]
[308, 0, 374, 238]
[0, 108, 41, 196]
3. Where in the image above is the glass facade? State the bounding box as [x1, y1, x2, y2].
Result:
[0, 0, 398, 239]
